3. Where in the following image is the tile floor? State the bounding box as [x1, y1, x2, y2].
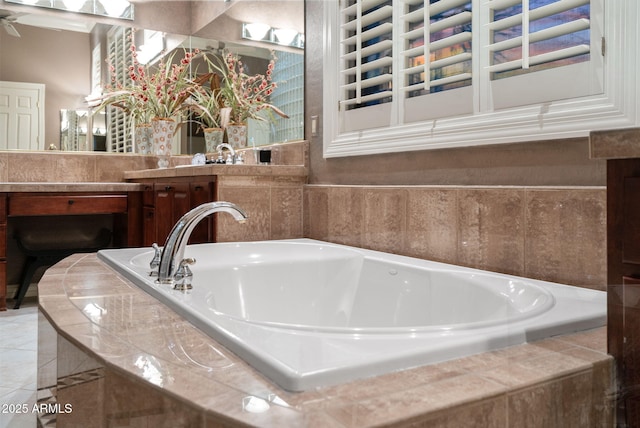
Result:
[0, 298, 38, 428]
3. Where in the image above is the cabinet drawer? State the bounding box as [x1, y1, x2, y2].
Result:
[9, 195, 128, 216]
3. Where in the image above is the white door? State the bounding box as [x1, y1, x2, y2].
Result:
[0, 81, 45, 151]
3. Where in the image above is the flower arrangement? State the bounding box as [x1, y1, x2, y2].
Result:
[89, 39, 202, 124]
[186, 71, 225, 130]
[88, 40, 289, 143]
[132, 47, 200, 120]
[214, 50, 289, 126]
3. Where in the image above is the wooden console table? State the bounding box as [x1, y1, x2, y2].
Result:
[0, 183, 143, 311]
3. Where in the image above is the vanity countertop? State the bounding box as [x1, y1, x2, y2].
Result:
[37, 252, 612, 427]
[123, 164, 308, 180]
[0, 182, 145, 192]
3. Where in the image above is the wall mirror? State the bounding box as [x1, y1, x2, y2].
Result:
[0, 0, 304, 154]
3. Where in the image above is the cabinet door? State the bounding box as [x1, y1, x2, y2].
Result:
[172, 183, 190, 225]
[154, 182, 193, 245]
[189, 182, 213, 243]
[142, 184, 154, 207]
[148, 180, 214, 246]
[143, 207, 156, 247]
[155, 184, 176, 245]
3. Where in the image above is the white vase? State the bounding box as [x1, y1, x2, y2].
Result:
[203, 127, 224, 154]
[226, 124, 247, 149]
[134, 123, 152, 155]
[151, 118, 176, 168]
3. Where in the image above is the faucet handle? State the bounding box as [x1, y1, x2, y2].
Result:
[173, 258, 196, 291]
[149, 243, 161, 276]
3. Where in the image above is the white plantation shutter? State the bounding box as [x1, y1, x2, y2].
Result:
[339, 0, 394, 132]
[401, 0, 473, 122]
[106, 26, 134, 153]
[488, 0, 590, 74]
[108, 105, 128, 152]
[487, 0, 602, 109]
[401, 0, 472, 96]
[340, 0, 393, 107]
[324, 0, 612, 157]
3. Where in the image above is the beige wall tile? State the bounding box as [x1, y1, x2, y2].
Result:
[327, 374, 506, 427]
[507, 372, 594, 427]
[525, 188, 606, 289]
[274, 141, 307, 166]
[55, 377, 105, 428]
[37, 311, 57, 390]
[104, 368, 204, 427]
[328, 187, 364, 247]
[457, 188, 525, 276]
[405, 188, 458, 263]
[363, 188, 406, 254]
[216, 175, 305, 242]
[591, 360, 616, 428]
[95, 154, 152, 182]
[0, 153, 7, 181]
[57, 334, 102, 379]
[304, 186, 329, 240]
[410, 398, 507, 428]
[217, 185, 271, 242]
[590, 128, 640, 159]
[53, 154, 96, 182]
[8, 153, 55, 182]
[271, 186, 304, 239]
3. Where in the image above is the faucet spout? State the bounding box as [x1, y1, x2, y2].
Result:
[216, 143, 236, 164]
[157, 202, 248, 284]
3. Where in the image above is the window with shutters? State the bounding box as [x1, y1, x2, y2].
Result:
[323, 0, 638, 158]
[106, 26, 134, 153]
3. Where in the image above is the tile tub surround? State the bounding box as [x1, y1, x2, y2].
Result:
[304, 185, 606, 290]
[38, 253, 614, 427]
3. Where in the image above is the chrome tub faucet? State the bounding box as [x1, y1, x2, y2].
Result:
[155, 201, 248, 288]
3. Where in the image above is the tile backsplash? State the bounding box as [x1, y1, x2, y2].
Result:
[304, 185, 606, 290]
[0, 151, 156, 183]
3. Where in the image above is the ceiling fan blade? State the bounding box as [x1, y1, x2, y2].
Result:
[2, 20, 21, 37]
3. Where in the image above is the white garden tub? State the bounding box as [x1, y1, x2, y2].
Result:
[98, 239, 606, 391]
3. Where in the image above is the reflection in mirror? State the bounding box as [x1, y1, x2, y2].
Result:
[178, 37, 304, 155]
[60, 109, 89, 151]
[0, 1, 304, 154]
[4, 0, 134, 20]
[102, 34, 303, 155]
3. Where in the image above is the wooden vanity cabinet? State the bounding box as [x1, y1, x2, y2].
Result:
[141, 179, 215, 246]
[0, 190, 142, 311]
[608, 158, 640, 424]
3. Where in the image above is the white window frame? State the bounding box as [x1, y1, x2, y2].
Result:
[323, 0, 640, 158]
